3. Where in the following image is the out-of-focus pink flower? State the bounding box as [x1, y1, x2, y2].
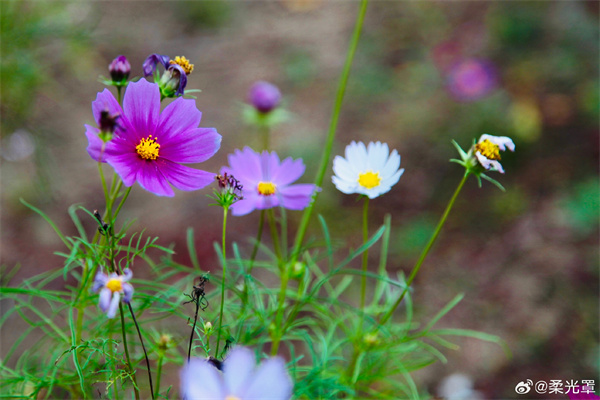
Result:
[447, 59, 498, 102]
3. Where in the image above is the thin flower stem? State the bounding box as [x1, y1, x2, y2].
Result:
[119, 303, 140, 400]
[128, 303, 155, 400]
[360, 196, 369, 317]
[270, 264, 289, 356]
[271, 0, 369, 357]
[187, 298, 201, 362]
[290, 0, 369, 263]
[154, 352, 164, 397]
[379, 173, 469, 326]
[260, 123, 270, 151]
[267, 208, 282, 262]
[113, 186, 132, 222]
[248, 210, 266, 274]
[215, 206, 228, 358]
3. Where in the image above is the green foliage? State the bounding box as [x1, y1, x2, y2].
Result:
[1, 195, 506, 399]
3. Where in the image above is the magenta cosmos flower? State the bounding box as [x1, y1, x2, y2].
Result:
[221, 147, 318, 216]
[180, 347, 293, 400]
[85, 79, 221, 197]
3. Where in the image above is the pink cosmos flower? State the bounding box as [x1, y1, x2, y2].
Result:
[85, 79, 221, 197]
[180, 347, 293, 400]
[221, 147, 318, 216]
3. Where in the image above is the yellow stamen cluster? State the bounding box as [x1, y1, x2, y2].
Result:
[136, 135, 160, 160]
[358, 171, 381, 189]
[257, 181, 277, 196]
[474, 139, 501, 160]
[225, 396, 241, 400]
[106, 278, 123, 293]
[170, 56, 194, 75]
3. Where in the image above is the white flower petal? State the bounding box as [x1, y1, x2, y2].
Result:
[381, 150, 401, 179]
[243, 356, 293, 400]
[475, 152, 504, 173]
[332, 155, 358, 183]
[479, 134, 515, 152]
[224, 347, 256, 396]
[181, 359, 226, 400]
[367, 141, 389, 172]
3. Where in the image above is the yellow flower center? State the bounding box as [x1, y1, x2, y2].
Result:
[169, 56, 194, 75]
[474, 139, 501, 160]
[358, 171, 381, 189]
[106, 278, 123, 293]
[136, 135, 160, 160]
[257, 181, 277, 196]
[225, 396, 241, 400]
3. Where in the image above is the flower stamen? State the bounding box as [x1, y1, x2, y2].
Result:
[225, 396, 241, 400]
[170, 56, 194, 75]
[257, 181, 276, 196]
[106, 278, 123, 293]
[474, 139, 501, 160]
[358, 171, 381, 189]
[136, 135, 161, 160]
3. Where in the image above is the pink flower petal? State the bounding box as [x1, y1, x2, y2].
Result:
[156, 97, 202, 142]
[280, 184, 317, 210]
[228, 148, 262, 185]
[271, 157, 305, 187]
[136, 161, 175, 197]
[159, 128, 221, 164]
[157, 159, 215, 191]
[122, 80, 160, 143]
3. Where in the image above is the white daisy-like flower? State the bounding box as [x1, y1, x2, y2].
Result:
[473, 134, 515, 174]
[332, 141, 404, 199]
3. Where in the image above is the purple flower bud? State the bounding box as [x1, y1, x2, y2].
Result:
[248, 81, 281, 113]
[108, 55, 131, 82]
[143, 54, 170, 77]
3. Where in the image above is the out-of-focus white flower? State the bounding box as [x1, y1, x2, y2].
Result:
[180, 347, 293, 400]
[332, 141, 404, 199]
[473, 134, 515, 174]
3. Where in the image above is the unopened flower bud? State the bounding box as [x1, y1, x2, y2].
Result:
[204, 321, 213, 335]
[158, 334, 173, 351]
[108, 55, 130, 83]
[290, 261, 306, 279]
[364, 332, 380, 347]
[248, 81, 281, 113]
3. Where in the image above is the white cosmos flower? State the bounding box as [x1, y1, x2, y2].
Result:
[473, 134, 515, 174]
[332, 141, 404, 199]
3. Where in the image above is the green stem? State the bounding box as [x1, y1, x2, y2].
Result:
[128, 303, 154, 400]
[267, 208, 282, 262]
[360, 197, 369, 315]
[379, 173, 469, 326]
[260, 123, 270, 151]
[290, 0, 369, 263]
[154, 353, 164, 397]
[215, 206, 228, 358]
[270, 263, 289, 356]
[112, 186, 132, 222]
[119, 303, 140, 400]
[248, 210, 265, 274]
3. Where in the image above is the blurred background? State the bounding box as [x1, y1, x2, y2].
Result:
[1, 1, 598, 399]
